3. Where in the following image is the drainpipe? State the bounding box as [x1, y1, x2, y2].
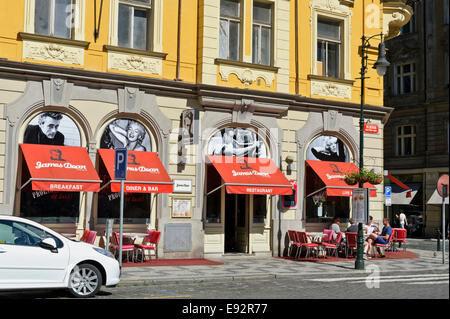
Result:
[175, 0, 182, 81]
[295, 0, 299, 95]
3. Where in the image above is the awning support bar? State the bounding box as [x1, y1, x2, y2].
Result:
[206, 183, 293, 196]
[20, 178, 102, 190]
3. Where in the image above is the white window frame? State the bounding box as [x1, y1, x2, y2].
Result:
[24, 0, 85, 41]
[252, 1, 273, 66]
[219, 0, 242, 61]
[396, 125, 416, 156]
[109, 0, 163, 52]
[117, 0, 152, 50]
[310, 1, 351, 80]
[394, 62, 417, 95]
[316, 18, 342, 78]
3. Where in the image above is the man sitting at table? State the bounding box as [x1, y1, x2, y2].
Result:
[363, 218, 392, 259]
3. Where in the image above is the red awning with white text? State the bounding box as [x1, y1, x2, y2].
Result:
[20, 144, 101, 192]
[306, 160, 377, 197]
[208, 155, 293, 195]
[98, 149, 173, 193]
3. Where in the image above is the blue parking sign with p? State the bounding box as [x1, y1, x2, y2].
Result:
[114, 148, 128, 180]
[385, 186, 391, 198]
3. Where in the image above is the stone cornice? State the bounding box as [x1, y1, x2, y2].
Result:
[382, 1, 414, 40]
[0, 59, 393, 122]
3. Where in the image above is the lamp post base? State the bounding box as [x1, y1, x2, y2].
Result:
[355, 222, 365, 270]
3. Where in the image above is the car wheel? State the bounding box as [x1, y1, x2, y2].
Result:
[68, 264, 102, 298]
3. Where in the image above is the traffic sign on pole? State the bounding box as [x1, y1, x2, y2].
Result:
[114, 148, 127, 267]
[384, 186, 391, 198]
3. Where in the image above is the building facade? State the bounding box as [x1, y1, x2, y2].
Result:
[384, 0, 449, 237]
[0, 0, 412, 258]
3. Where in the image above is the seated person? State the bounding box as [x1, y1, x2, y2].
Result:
[363, 216, 379, 235]
[346, 218, 358, 233]
[329, 217, 341, 241]
[363, 218, 392, 259]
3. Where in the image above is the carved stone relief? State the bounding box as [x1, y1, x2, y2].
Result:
[218, 64, 275, 87]
[108, 52, 162, 75]
[310, 79, 352, 99]
[22, 40, 84, 65]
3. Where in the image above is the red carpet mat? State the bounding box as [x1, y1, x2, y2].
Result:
[122, 258, 223, 267]
[277, 250, 419, 263]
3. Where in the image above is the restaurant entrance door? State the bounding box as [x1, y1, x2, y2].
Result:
[225, 193, 249, 253]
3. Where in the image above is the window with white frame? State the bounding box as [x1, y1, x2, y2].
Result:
[395, 63, 417, 95]
[252, 2, 272, 66]
[219, 0, 241, 61]
[396, 125, 416, 156]
[317, 18, 342, 79]
[34, 0, 74, 39]
[118, 0, 152, 51]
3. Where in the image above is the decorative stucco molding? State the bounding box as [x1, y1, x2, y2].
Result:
[22, 40, 84, 65]
[218, 64, 275, 87]
[382, 1, 414, 40]
[108, 51, 162, 75]
[310, 78, 352, 100]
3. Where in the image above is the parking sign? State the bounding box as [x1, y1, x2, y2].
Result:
[114, 148, 128, 180]
[385, 186, 391, 198]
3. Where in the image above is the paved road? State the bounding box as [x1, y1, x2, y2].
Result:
[1, 268, 447, 300]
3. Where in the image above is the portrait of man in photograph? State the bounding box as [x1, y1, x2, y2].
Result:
[23, 111, 65, 146]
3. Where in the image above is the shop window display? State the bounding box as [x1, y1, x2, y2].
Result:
[21, 112, 81, 223]
[305, 135, 350, 223]
[98, 119, 152, 224]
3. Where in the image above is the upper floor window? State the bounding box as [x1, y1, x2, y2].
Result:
[397, 125, 416, 156]
[395, 63, 417, 95]
[219, 0, 241, 61]
[444, 0, 449, 25]
[252, 2, 273, 66]
[118, 0, 152, 51]
[317, 18, 342, 79]
[34, 0, 73, 39]
[400, 3, 417, 35]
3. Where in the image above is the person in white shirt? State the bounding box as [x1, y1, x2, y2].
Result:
[399, 210, 408, 230]
[364, 216, 379, 235]
[329, 217, 341, 241]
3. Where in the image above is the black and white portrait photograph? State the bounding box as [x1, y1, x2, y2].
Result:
[100, 119, 152, 152]
[207, 128, 267, 158]
[23, 111, 81, 146]
[306, 135, 349, 162]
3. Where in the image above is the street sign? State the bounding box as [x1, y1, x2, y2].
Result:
[114, 148, 128, 180]
[363, 123, 379, 134]
[384, 186, 391, 198]
[352, 188, 369, 223]
[437, 174, 449, 197]
[385, 198, 392, 206]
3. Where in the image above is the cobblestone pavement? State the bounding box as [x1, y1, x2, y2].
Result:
[119, 249, 449, 285]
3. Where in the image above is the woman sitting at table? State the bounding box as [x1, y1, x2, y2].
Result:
[329, 217, 341, 241]
[363, 218, 392, 259]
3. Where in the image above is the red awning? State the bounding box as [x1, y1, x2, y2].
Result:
[98, 149, 173, 193]
[306, 160, 377, 197]
[207, 155, 293, 195]
[20, 144, 101, 192]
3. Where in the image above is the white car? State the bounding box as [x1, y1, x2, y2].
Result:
[0, 215, 120, 298]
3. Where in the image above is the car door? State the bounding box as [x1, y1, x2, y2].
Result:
[0, 220, 70, 288]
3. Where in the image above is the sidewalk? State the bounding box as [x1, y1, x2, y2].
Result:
[118, 248, 449, 286]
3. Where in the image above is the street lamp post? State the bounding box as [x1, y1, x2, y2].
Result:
[355, 33, 390, 270]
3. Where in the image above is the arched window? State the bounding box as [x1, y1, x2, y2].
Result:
[97, 118, 153, 225]
[20, 111, 81, 223]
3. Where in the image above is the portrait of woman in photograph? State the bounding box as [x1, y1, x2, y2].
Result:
[100, 119, 151, 152]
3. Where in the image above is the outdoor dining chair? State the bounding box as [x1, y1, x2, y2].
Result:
[110, 231, 135, 262]
[322, 232, 343, 257]
[392, 228, 407, 252]
[344, 232, 357, 258]
[80, 230, 90, 242]
[288, 230, 301, 258]
[86, 231, 97, 245]
[374, 231, 395, 257]
[134, 230, 161, 262]
[296, 231, 319, 259]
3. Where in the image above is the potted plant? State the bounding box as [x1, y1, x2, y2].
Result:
[367, 170, 383, 185]
[344, 172, 358, 185]
[344, 169, 382, 185]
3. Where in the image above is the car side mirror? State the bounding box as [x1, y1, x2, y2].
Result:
[39, 238, 58, 253]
